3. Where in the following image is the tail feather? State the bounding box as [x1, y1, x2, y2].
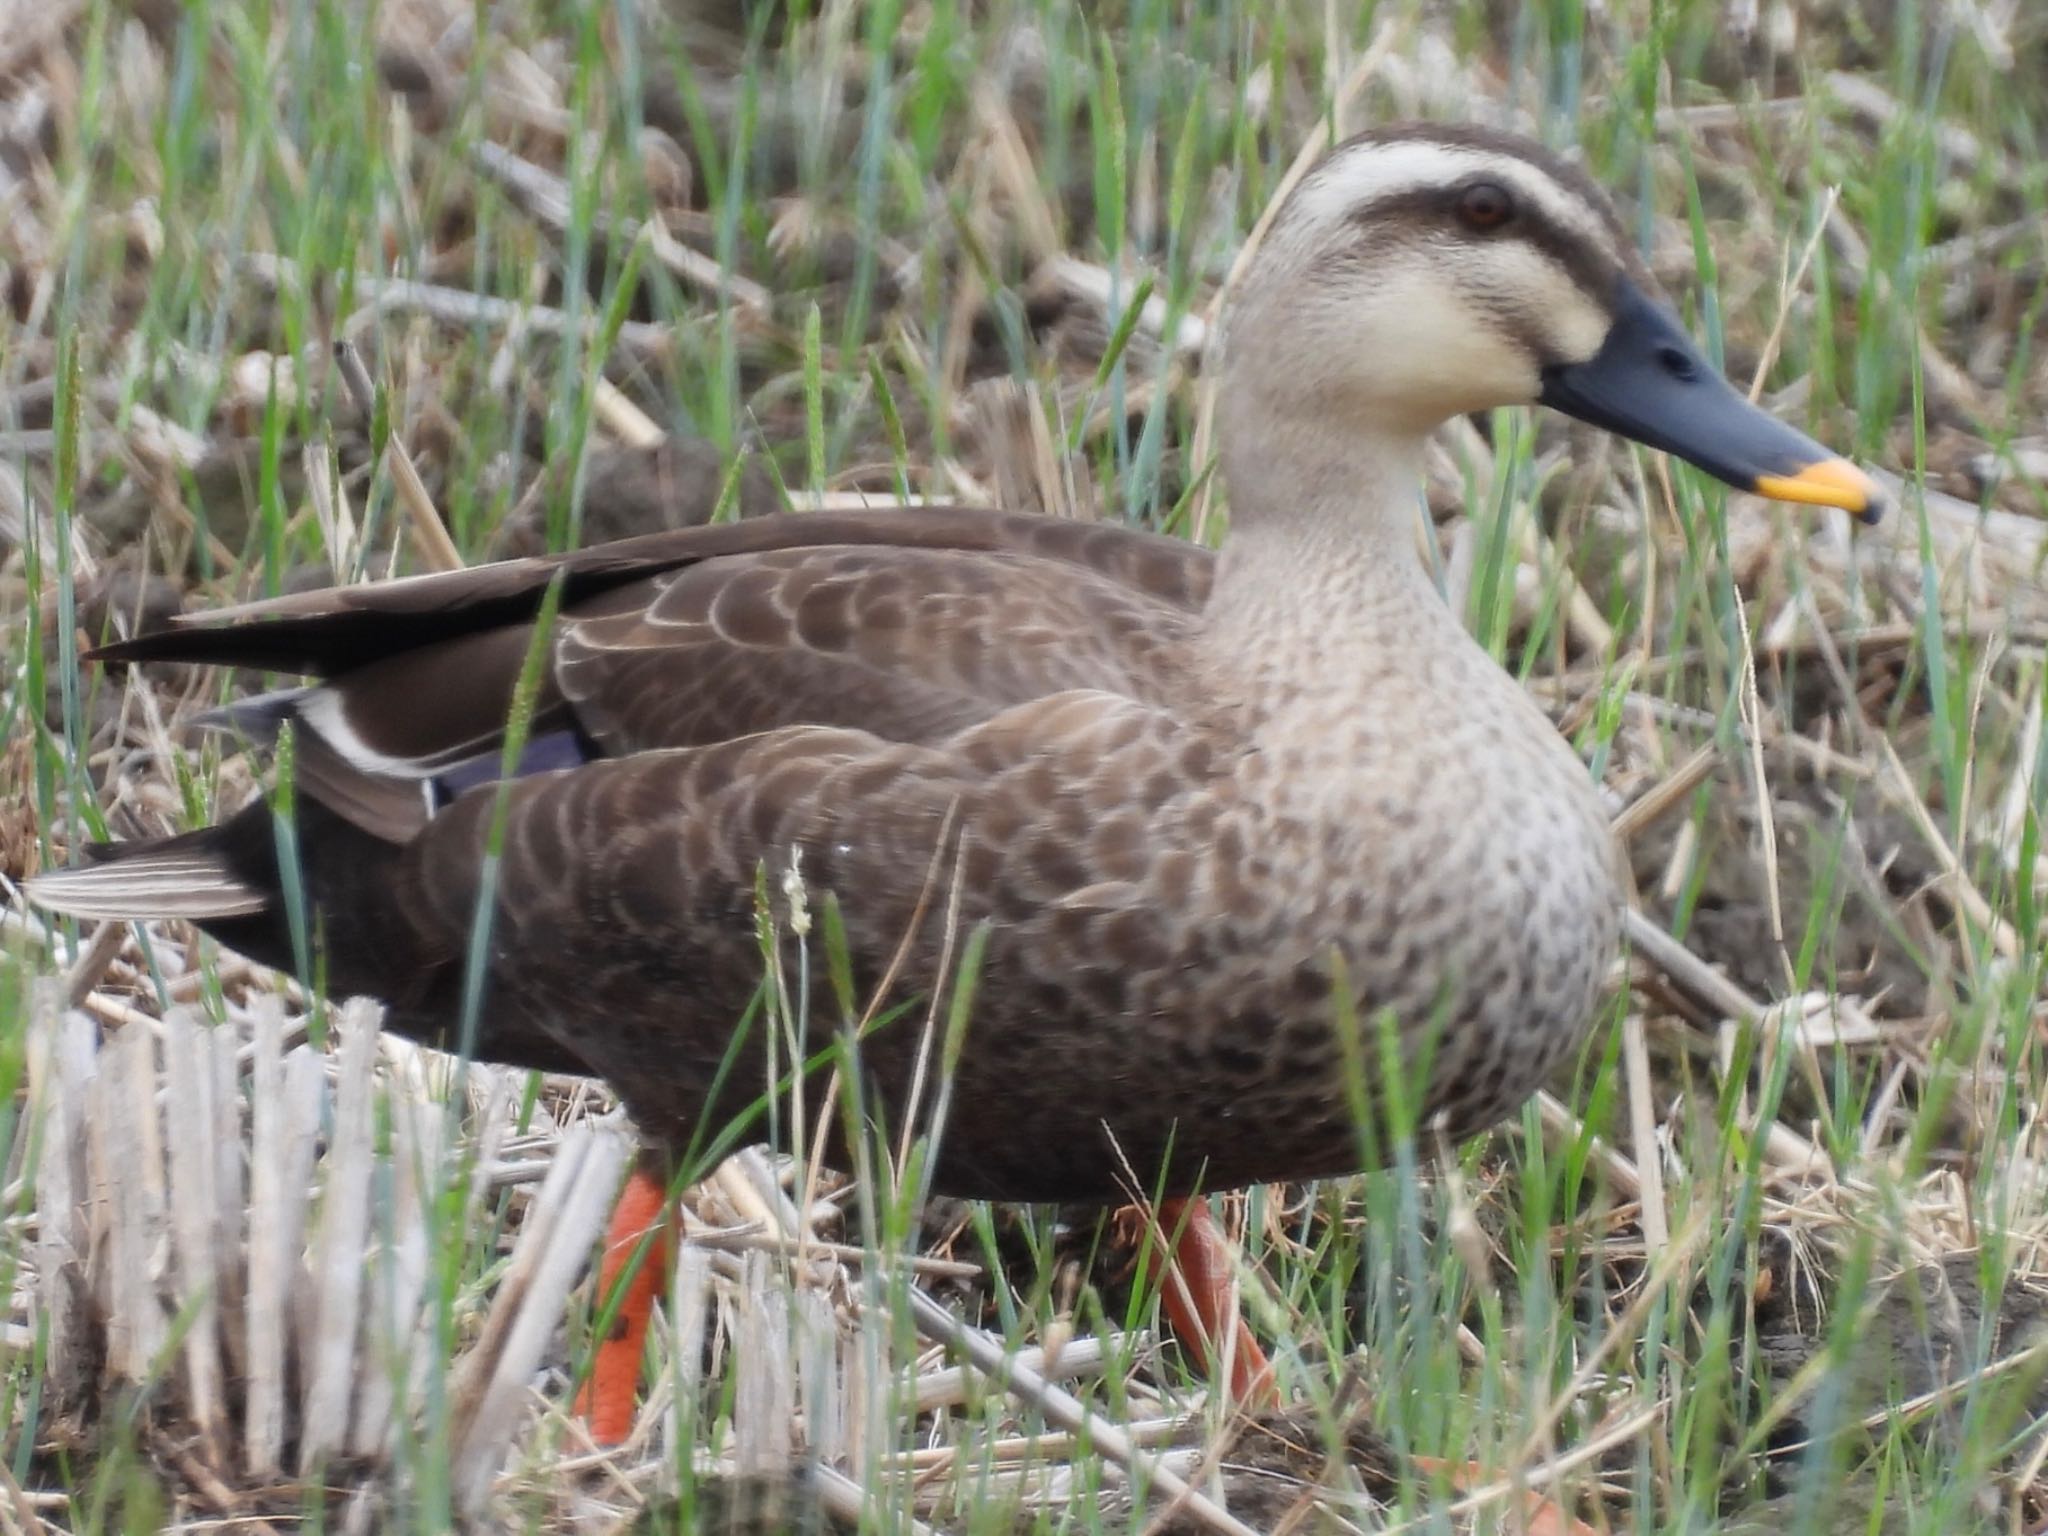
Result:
[28, 840, 268, 920]
[191, 686, 306, 744]
[26, 800, 593, 1076]
[27, 801, 432, 1016]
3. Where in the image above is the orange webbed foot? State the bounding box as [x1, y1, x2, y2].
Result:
[1151, 1195, 1278, 1409]
[575, 1160, 676, 1445]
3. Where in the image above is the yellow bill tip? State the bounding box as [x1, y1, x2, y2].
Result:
[1754, 458, 1885, 523]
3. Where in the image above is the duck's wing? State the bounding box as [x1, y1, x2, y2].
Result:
[95, 505, 1211, 675]
[105, 506, 1212, 840]
[551, 542, 1200, 758]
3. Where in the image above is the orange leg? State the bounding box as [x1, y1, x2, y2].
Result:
[575, 1160, 675, 1445]
[1154, 1195, 1278, 1409]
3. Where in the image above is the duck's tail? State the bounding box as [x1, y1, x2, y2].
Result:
[27, 826, 268, 922]
[27, 800, 590, 1074]
[29, 798, 422, 1000]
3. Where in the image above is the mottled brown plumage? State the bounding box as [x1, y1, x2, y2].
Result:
[34, 124, 1881, 1204]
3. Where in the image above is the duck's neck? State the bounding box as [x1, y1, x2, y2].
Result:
[1200, 408, 1451, 704]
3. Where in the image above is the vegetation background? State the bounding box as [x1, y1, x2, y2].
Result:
[0, 0, 2044, 1531]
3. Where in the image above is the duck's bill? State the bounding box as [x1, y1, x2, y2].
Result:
[1537, 281, 1885, 524]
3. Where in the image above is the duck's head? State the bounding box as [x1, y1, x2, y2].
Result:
[1222, 124, 1882, 521]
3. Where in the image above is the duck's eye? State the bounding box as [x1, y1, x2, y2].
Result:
[1455, 182, 1515, 231]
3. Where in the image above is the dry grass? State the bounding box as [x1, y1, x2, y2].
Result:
[2, 0, 2046, 1531]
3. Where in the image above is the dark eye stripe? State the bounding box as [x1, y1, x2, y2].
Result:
[1325, 122, 1649, 277]
[1342, 184, 1620, 305]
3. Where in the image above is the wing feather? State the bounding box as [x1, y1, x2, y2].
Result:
[555, 546, 1198, 755]
[92, 506, 1211, 675]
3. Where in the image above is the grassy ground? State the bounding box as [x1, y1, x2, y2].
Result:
[3, 0, 2047, 1530]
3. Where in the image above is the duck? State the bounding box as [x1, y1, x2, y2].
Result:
[30, 122, 1882, 1440]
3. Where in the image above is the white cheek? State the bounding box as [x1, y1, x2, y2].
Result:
[1326, 281, 1542, 415]
[1527, 266, 1611, 362]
